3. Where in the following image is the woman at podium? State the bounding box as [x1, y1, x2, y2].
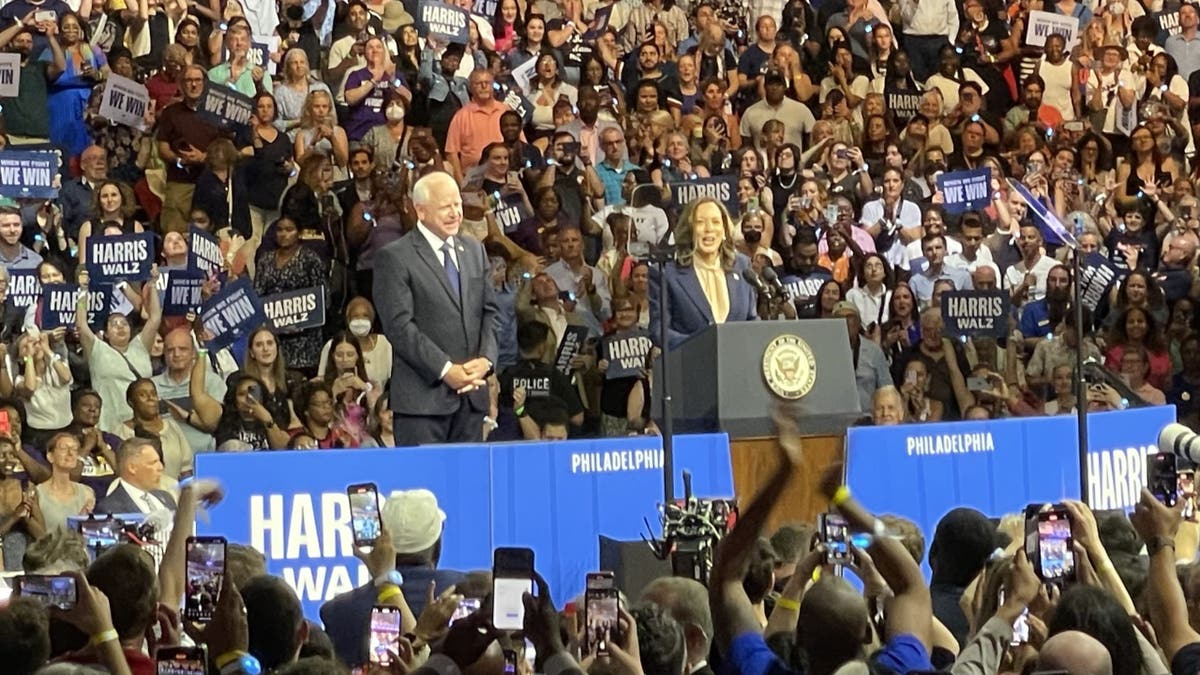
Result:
[650, 197, 757, 349]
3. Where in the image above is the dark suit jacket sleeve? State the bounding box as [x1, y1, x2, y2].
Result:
[374, 240, 453, 385]
[649, 264, 692, 350]
[477, 242, 500, 366]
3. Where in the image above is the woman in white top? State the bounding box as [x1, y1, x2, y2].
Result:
[529, 52, 577, 140]
[317, 297, 394, 386]
[33, 433, 94, 533]
[12, 330, 73, 448]
[76, 266, 163, 435]
[275, 48, 334, 133]
[846, 253, 893, 331]
[112, 378, 194, 483]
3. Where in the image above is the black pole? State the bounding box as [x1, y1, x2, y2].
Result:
[655, 256, 675, 504]
[1073, 247, 1089, 504]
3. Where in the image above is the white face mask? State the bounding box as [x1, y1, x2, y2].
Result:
[1109, 1, 1125, 14]
[348, 318, 372, 336]
[385, 104, 405, 122]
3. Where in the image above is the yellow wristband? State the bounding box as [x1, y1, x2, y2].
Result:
[774, 596, 800, 611]
[377, 585, 403, 603]
[831, 486, 851, 506]
[89, 629, 119, 647]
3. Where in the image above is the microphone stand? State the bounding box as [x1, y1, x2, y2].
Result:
[649, 245, 677, 504]
[1072, 240, 1089, 503]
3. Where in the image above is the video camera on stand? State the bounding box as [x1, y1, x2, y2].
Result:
[644, 470, 738, 586]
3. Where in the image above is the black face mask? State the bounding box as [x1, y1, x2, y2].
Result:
[743, 229, 763, 244]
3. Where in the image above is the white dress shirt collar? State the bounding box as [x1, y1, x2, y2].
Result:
[120, 479, 158, 514]
[417, 222, 458, 266]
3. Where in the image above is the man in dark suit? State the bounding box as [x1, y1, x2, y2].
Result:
[94, 437, 177, 514]
[374, 171, 499, 445]
[320, 489, 466, 667]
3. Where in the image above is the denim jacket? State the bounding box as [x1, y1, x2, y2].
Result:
[419, 47, 471, 106]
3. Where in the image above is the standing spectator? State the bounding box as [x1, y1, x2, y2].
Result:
[209, 23, 272, 97]
[158, 64, 231, 233]
[152, 328, 225, 456]
[58, 145, 106, 241]
[12, 330, 72, 449]
[1166, 2, 1200, 82]
[75, 267, 163, 434]
[294, 90, 350, 174]
[445, 69, 511, 178]
[0, 22, 59, 146]
[76, 180, 144, 265]
[342, 36, 399, 142]
[275, 49, 332, 132]
[254, 216, 329, 374]
[43, 11, 103, 158]
[1003, 225, 1061, 306]
[832, 301, 893, 414]
[238, 92, 294, 264]
[374, 172, 499, 445]
[741, 68, 815, 150]
[192, 139, 250, 236]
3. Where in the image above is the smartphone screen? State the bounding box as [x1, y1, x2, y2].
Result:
[370, 606, 403, 666]
[503, 649, 518, 675]
[451, 597, 481, 625]
[1036, 510, 1075, 582]
[492, 547, 534, 631]
[0, 409, 11, 436]
[78, 517, 123, 560]
[1181, 470, 1197, 522]
[819, 513, 852, 566]
[184, 536, 227, 622]
[348, 483, 382, 548]
[156, 646, 207, 675]
[15, 574, 77, 610]
[585, 572, 619, 656]
[1149, 453, 1179, 506]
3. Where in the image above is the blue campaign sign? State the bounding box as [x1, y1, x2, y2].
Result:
[188, 226, 223, 276]
[7, 270, 41, 310]
[262, 285, 326, 333]
[668, 175, 739, 217]
[161, 269, 206, 316]
[201, 277, 267, 350]
[937, 168, 991, 214]
[418, 0, 471, 43]
[1079, 252, 1122, 313]
[196, 434, 733, 621]
[846, 406, 1176, 576]
[39, 283, 112, 330]
[941, 290, 1010, 338]
[0, 150, 62, 199]
[86, 232, 155, 283]
[1008, 178, 1078, 248]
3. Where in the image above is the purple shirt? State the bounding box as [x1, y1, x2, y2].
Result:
[343, 69, 394, 142]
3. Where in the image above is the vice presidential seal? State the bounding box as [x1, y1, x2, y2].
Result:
[762, 334, 817, 399]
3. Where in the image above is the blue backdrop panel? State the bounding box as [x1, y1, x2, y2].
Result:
[846, 406, 1175, 576]
[196, 434, 732, 621]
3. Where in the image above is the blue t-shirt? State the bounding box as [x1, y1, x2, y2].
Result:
[728, 631, 932, 675]
[1018, 299, 1053, 339]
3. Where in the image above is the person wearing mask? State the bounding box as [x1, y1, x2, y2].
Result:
[152, 329, 226, 456]
[158, 64, 232, 233]
[360, 93, 412, 171]
[317, 297, 394, 386]
[321, 488, 467, 666]
[32, 433, 92, 532]
[93, 437, 176, 514]
[650, 197, 757, 349]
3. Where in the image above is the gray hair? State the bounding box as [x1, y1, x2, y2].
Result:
[412, 171, 458, 208]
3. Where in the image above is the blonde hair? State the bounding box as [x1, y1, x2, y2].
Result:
[299, 89, 335, 129]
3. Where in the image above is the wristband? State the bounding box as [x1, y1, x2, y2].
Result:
[774, 596, 800, 611]
[377, 585, 403, 603]
[514, 405, 526, 417]
[89, 629, 119, 647]
[217, 651, 249, 669]
[831, 485, 851, 506]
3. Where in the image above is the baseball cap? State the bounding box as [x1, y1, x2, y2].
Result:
[763, 67, 786, 85]
[382, 489, 447, 553]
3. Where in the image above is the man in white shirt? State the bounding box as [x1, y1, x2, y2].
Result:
[943, 214, 994, 272]
[94, 438, 177, 514]
[896, 0, 959, 81]
[544, 227, 612, 327]
[1003, 224, 1060, 306]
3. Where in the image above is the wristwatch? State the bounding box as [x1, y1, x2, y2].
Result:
[374, 570, 404, 588]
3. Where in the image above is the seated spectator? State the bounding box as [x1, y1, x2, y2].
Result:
[317, 297, 394, 387]
[31, 432, 91, 532]
[1118, 344, 1167, 406]
[65, 389, 121, 497]
[195, 370, 292, 451]
[110, 378, 193, 483]
[94, 437, 176, 514]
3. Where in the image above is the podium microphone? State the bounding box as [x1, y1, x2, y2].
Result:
[760, 266, 786, 297]
[1161, 423, 1200, 465]
[743, 269, 772, 297]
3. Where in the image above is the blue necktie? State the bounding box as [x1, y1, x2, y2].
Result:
[442, 242, 460, 296]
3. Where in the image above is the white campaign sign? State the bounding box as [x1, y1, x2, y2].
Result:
[98, 74, 150, 129]
[1026, 10, 1079, 50]
[0, 53, 20, 98]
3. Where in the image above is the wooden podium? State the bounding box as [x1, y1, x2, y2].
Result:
[653, 319, 862, 528]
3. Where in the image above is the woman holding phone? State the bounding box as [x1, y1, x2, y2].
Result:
[45, 11, 109, 158]
[236, 326, 302, 429]
[12, 329, 74, 450]
[192, 368, 291, 451]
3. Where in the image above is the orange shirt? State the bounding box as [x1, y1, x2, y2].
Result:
[445, 100, 512, 170]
